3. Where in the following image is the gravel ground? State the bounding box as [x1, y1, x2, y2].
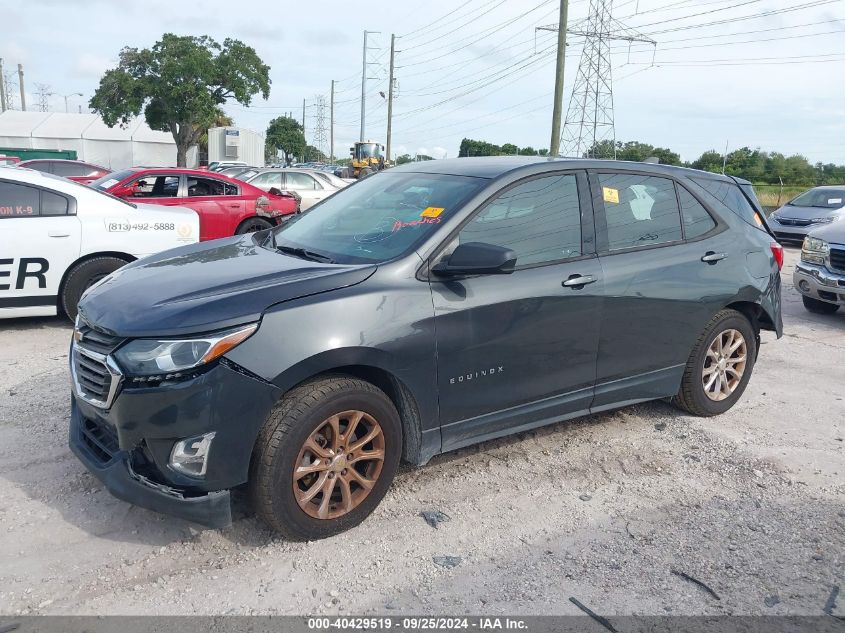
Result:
[0, 247, 842, 617]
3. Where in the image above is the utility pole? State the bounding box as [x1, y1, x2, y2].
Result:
[721, 140, 729, 174]
[549, 0, 569, 156]
[330, 80, 335, 163]
[360, 30, 380, 141]
[0, 59, 6, 112]
[35, 83, 53, 112]
[63, 92, 82, 113]
[17, 64, 25, 111]
[302, 98, 306, 133]
[386, 34, 396, 164]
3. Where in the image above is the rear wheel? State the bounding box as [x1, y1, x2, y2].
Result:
[249, 376, 402, 540]
[672, 309, 757, 417]
[802, 295, 840, 314]
[235, 217, 273, 234]
[61, 256, 130, 322]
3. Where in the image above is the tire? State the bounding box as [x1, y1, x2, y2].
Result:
[358, 167, 372, 179]
[235, 217, 273, 234]
[61, 256, 130, 322]
[249, 376, 402, 540]
[802, 295, 840, 314]
[671, 309, 758, 417]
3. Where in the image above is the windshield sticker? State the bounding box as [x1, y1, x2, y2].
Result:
[603, 187, 620, 204]
[421, 206, 445, 218]
[828, 198, 842, 205]
[99, 178, 119, 189]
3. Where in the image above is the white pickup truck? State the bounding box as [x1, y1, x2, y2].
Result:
[0, 167, 199, 321]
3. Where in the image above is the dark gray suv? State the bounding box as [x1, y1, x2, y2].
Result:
[69, 157, 783, 540]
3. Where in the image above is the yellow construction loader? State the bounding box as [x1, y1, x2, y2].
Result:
[345, 141, 389, 179]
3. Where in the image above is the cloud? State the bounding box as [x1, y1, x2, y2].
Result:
[75, 53, 113, 78]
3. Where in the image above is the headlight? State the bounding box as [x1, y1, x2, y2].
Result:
[114, 323, 257, 378]
[801, 236, 829, 265]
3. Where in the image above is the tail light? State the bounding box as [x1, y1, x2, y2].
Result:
[770, 242, 784, 270]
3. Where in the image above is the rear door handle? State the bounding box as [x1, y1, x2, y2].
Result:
[48, 230, 70, 237]
[562, 274, 597, 288]
[701, 251, 728, 264]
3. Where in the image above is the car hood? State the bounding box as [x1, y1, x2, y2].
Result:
[807, 218, 845, 245]
[774, 203, 845, 221]
[78, 234, 377, 338]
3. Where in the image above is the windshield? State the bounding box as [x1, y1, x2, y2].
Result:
[90, 169, 136, 191]
[357, 143, 380, 159]
[789, 188, 845, 209]
[268, 171, 486, 264]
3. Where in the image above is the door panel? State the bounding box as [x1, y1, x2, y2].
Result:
[590, 171, 736, 406]
[430, 171, 601, 451]
[0, 181, 80, 315]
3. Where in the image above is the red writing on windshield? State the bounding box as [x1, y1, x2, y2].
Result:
[392, 217, 441, 232]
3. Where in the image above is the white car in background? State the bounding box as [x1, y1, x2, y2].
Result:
[245, 168, 342, 211]
[0, 167, 199, 321]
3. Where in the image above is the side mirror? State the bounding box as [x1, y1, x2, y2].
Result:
[112, 185, 133, 197]
[432, 242, 517, 277]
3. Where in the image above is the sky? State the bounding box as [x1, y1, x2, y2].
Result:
[2, 0, 844, 164]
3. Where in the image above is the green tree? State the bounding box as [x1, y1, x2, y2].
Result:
[90, 33, 271, 166]
[518, 146, 537, 155]
[395, 154, 413, 165]
[500, 143, 519, 155]
[459, 138, 502, 157]
[690, 150, 725, 173]
[266, 116, 305, 163]
[538, 148, 549, 156]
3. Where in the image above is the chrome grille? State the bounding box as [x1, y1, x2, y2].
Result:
[71, 345, 123, 409]
[75, 320, 124, 355]
[830, 248, 845, 273]
[777, 217, 813, 227]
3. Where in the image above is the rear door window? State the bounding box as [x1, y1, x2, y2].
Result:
[185, 177, 238, 197]
[0, 182, 40, 217]
[677, 185, 716, 239]
[596, 173, 683, 251]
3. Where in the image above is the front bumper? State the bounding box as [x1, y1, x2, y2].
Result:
[68, 359, 282, 528]
[793, 261, 845, 306]
[69, 400, 232, 528]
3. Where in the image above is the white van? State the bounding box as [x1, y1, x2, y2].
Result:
[0, 167, 199, 320]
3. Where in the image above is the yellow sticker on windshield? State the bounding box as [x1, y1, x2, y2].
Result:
[603, 187, 619, 204]
[421, 207, 445, 218]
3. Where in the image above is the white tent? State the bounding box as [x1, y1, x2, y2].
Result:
[0, 111, 197, 169]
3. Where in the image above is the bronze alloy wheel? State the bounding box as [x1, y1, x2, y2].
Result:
[702, 328, 748, 402]
[292, 410, 385, 520]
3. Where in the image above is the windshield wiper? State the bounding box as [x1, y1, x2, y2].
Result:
[275, 244, 336, 264]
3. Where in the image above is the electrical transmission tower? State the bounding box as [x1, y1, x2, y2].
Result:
[540, 0, 655, 158]
[312, 94, 328, 161]
[35, 83, 53, 112]
[2, 71, 18, 110]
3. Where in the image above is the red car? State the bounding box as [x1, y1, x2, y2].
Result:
[0, 155, 21, 167]
[91, 168, 299, 240]
[18, 158, 110, 184]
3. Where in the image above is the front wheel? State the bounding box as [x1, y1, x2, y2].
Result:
[61, 256, 130, 322]
[672, 309, 757, 417]
[802, 295, 840, 314]
[249, 376, 402, 540]
[235, 217, 274, 234]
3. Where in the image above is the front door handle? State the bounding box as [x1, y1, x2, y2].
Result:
[562, 274, 597, 288]
[48, 230, 70, 237]
[701, 251, 728, 264]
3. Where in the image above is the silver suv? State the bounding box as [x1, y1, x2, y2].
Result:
[794, 221, 845, 314]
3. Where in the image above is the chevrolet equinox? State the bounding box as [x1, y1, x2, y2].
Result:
[69, 158, 784, 540]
